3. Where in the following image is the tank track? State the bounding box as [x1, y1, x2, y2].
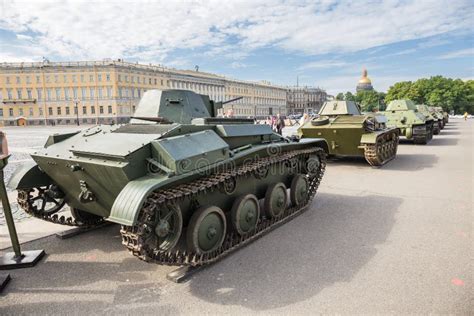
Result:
[120, 147, 326, 266]
[363, 131, 399, 166]
[17, 190, 104, 228]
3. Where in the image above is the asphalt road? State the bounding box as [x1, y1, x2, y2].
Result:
[0, 119, 472, 314]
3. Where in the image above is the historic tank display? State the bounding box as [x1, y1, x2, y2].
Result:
[416, 104, 440, 135]
[381, 100, 433, 144]
[297, 100, 399, 166]
[429, 106, 445, 130]
[8, 89, 328, 266]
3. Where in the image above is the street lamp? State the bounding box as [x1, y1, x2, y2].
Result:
[74, 99, 80, 126]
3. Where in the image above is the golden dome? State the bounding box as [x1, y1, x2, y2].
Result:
[358, 68, 372, 84]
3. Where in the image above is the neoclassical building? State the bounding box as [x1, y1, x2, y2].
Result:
[0, 60, 287, 126]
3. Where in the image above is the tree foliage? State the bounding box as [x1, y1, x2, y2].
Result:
[385, 76, 473, 114]
[334, 90, 384, 112]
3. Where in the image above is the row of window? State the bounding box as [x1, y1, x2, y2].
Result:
[5, 73, 112, 85]
[0, 105, 114, 117]
[5, 87, 114, 101]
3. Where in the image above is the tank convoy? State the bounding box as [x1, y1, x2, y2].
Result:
[297, 100, 399, 166]
[381, 100, 433, 144]
[416, 104, 440, 135]
[8, 89, 328, 266]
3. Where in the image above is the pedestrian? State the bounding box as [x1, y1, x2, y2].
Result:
[276, 114, 285, 135]
[463, 112, 468, 121]
[270, 115, 277, 132]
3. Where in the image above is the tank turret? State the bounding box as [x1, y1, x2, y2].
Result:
[131, 90, 243, 124]
[318, 100, 361, 116]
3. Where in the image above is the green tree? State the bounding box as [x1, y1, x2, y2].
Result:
[335, 92, 344, 100]
[385, 81, 413, 103]
[356, 90, 380, 112]
[344, 91, 356, 101]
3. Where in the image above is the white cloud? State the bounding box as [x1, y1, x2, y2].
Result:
[0, 0, 471, 63]
[438, 48, 474, 59]
[298, 60, 348, 70]
[230, 61, 248, 69]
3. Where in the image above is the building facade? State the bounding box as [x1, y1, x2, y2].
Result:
[0, 60, 287, 126]
[286, 86, 327, 114]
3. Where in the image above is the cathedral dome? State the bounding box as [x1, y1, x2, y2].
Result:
[356, 68, 374, 92]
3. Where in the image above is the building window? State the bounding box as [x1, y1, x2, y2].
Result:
[98, 74, 102, 81]
[9, 108, 13, 116]
[19, 108, 23, 116]
[63, 75, 67, 83]
[17, 89, 22, 99]
[16, 76, 20, 84]
[80, 74, 84, 82]
[108, 105, 112, 114]
[119, 88, 122, 98]
[106, 74, 110, 82]
[89, 74, 94, 82]
[27, 89, 32, 99]
[149, 78, 152, 84]
[107, 87, 112, 98]
[66, 107, 70, 115]
[48, 107, 53, 115]
[98, 88, 103, 99]
[131, 76, 135, 83]
[57, 107, 62, 115]
[154, 78, 157, 85]
[118, 74, 121, 82]
[90, 88, 95, 99]
[55, 88, 61, 100]
[39, 108, 43, 116]
[137, 76, 141, 84]
[47, 89, 52, 101]
[64, 88, 70, 100]
[160, 79, 163, 86]
[7, 89, 12, 99]
[99, 106, 104, 114]
[81, 87, 87, 99]
[73, 87, 78, 99]
[26, 76, 31, 84]
[82, 106, 87, 115]
[36, 89, 42, 100]
[91, 106, 95, 114]
[0, 108, 3, 116]
[125, 75, 128, 82]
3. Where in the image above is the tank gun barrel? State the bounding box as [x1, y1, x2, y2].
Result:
[222, 96, 243, 105]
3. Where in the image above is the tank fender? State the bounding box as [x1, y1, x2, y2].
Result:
[7, 161, 54, 190]
[359, 133, 379, 145]
[108, 176, 161, 226]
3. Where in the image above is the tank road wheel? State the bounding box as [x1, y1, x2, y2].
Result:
[153, 203, 183, 251]
[231, 194, 260, 236]
[21, 185, 66, 216]
[290, 174, 309, 206]
[187, 206, 226, 255]
[70, 207, 103, 225]
[264, 183, 288, 218]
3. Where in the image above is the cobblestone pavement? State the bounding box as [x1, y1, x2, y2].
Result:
[0, 125, 91, 224]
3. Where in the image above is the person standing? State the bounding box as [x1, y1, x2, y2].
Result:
[276, 114, 285, 135]
[464, 112, 469, 121]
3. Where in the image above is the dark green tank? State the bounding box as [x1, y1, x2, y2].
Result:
[8, 89, 328, 266]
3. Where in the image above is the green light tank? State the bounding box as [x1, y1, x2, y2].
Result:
[8, 89, 328, 266]
[297, 100, 399, 166]
[428, 106, 445, 130]
[416, 104, 440, 135]
[381, 100, 433, 144]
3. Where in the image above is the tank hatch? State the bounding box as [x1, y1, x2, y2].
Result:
[319, 101, 361, 116]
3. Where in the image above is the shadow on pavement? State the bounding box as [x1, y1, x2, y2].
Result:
[381, 154, 438, 171]
[188, 192, 401, 311]
[438, 131, 460, 136]
[427, 137, 458, 146]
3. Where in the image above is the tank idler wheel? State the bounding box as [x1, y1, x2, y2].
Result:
[153, 203, 183, 251]
[187, 206, 226, 255]
[70, 207, 103, 224]
[27, 185, 66, 216]
[264, 182, 288, 218]
[290, 174, 309, 206]
[231, 194, 260, 236]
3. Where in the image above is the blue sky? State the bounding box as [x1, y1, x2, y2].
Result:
[0, 0, 473, 95]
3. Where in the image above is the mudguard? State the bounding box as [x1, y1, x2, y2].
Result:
[108, 176, 161, 226]
[7, 161, 54, 190]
